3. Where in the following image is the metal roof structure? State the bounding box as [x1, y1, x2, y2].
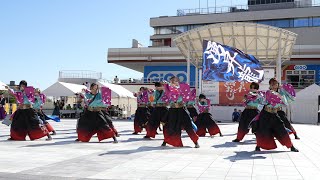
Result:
[173, 22, 298, 67]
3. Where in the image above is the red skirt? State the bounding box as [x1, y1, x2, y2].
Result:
[163, 108, 199, 147]
[10, 109, 49, 140]
[146, 106, 168, 138]
[255, 109, 293, 150]
[133, 107, 150, 133]
[236, 109, 259, 141]
[77, 110, 115, 142]
[195, 113, 221, 137]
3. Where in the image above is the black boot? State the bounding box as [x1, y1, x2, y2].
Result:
[294, 134, 300, 140]
[46, 134, 52, 141]
[255, 146, 261, 151]
[232, 139, 240, 142]
[195, 142, 200, 148]
[51, 131, 57, 135]
[113, 136, 118, 143]
[161, 141, 166, 146]
[219, 133, 223, 137]
[291, 146, 299, 152]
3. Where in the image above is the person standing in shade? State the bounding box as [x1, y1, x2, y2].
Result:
[232, 109, 240, 122]
[0, 92, 6, 120]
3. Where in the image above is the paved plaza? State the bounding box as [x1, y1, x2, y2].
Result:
[0, 119, 320, 180]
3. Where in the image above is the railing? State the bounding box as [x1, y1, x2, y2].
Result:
[177, 1, 320, 16]
[59, 70, 102, 80]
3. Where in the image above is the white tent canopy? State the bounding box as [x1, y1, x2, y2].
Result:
[291, 84, 320, 124]
[43, 82, 86, 97]
[0, 81, 7, 90]
[98, 81, 134, 98]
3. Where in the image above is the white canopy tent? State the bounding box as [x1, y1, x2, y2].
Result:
[98, 81, 134, 98]
[0, 81, 7, 90]
[98, 81, 136, 118]
[43, 82, 86, 97]
[291, 84, 320, 124]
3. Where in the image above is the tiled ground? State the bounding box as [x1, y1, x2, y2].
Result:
[0, 119, 319, 180]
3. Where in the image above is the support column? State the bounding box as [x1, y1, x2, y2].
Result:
[277, 33, 282, 85]
[195, 58, 199, 95]
[187, 41, 191, 85]
[199, 68, 203, 94]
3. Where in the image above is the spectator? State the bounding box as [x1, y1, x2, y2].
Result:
[66, 104, 72, 110]
[52, 100, 60, 117]
[114, 76, 119, 84]
[59, 100, 65, 110]
[0, 92, 6, 120]
[238, 110, 242, 122]
[129, 78, 132, 83]
[232, 108, 240, 122]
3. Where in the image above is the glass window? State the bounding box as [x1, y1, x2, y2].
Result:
[154, 28, 160, 35]
[175, 26, 188, 33]
[274, 19, 291, 28]
[261, 0, 266, 4]
[159, 26, 174, 34]
[258, 20, 274, 26]
[308, 71, 315, 75]
[294, 18, 309, 27]
[313, 17, 320, 27]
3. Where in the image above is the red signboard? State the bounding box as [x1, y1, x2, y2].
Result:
[218, 81, 251, 105]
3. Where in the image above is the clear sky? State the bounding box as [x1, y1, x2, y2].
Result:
[0, 0, 246, 89]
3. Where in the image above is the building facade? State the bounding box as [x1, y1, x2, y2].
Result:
[108, 1, 320, 92]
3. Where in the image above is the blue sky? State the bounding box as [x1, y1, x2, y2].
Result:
[0, 0, 246, 89]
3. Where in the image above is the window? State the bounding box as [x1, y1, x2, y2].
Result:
[274, 19, 292, 28]
[294, 18, 309, 27]
[286, 70, 315, 88]
[159, 26, 175, 34]
[313, 17, 320, 27]
[175, 26, 188, 33]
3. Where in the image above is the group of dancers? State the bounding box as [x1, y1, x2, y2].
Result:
[132, 76, 299, 152]
[2, 77, 300, 152]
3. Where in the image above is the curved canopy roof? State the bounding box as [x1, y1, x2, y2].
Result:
[173, 22, 297, 67]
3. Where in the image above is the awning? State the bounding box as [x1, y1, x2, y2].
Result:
[43, 82, 87, 97]
[173, 22, 298, 67]
[98, 81, 135, 98]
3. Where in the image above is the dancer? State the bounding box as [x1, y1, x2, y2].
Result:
[277, 84, 300, 139]
[161, 76, 199, 148]
[145, 82, 169, 139]
[6, 80, 51, 141]
[254, 78, 299, 152]
[101, 110, 120, 137]
[132, 87, 150, 134]
[233, 82, 261, 142]
[196, 94, 222, 137]
[33, 88, 58, 137]
[76, 83, 118, 143]
[186, 89, 198, 122]
[0, 92, 6, 120]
